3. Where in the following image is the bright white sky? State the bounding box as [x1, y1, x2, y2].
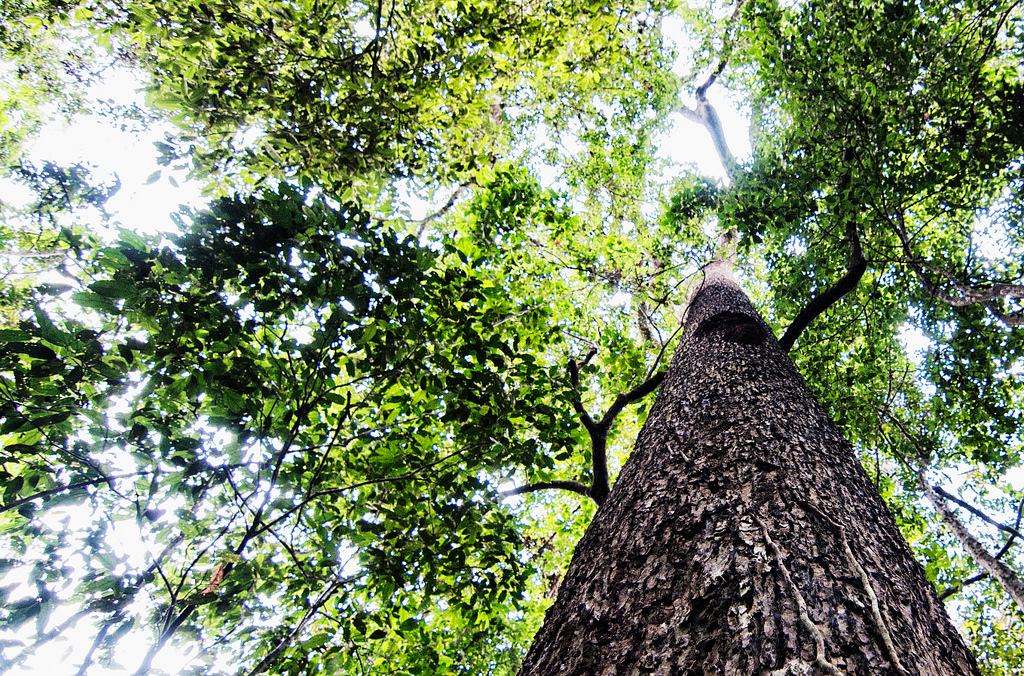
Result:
[21, 71, 203, 235]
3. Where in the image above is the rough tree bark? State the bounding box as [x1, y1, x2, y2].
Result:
[518, 262, 979, 676]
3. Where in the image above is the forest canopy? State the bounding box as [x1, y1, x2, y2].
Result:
[1, 0, 1023, 674]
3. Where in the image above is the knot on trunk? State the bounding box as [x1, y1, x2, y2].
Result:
[694, 311, 767, 346]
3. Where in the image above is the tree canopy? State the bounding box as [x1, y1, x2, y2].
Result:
[1, 0, 1023, 674]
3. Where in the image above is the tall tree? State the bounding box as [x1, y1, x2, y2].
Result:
[519, 261, 979, 675]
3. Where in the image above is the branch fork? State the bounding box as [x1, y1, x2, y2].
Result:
[501, 349, 665, 506]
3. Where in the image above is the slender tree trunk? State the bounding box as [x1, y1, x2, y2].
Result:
[918, 470, 1024, 614]
[519, 263, 979, 676]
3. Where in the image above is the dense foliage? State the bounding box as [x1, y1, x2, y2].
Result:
[1, 0, 1022, 674]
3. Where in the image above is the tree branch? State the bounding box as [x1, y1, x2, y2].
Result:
[587, 370, 666, 505]
[911, 260, 1024, 308]
[938, 494, 1024, 600]
[499, 480, 592, 500]
[74, 620, 112, 676]
[414, 180, 474, 237]
[509, 366, 666, 506]
[590, 372, 666, 504]
[674, 0, 748, 181]
[597, 371, 667, 431]
[567, 348, 600, 435]
[938, 571, 989, 600]
[0, 470, 153, 514]
[779, 153, 865, 351]
[243, 574, 358, 676]
[919, 471, 1024, 613]
[879, 411, 1024, 612]
[986, 301, 1024, 327]
[0, 248, 69, 259]
[778, 220, 866, 351]
[933, 485, 1024, 542]
[677, 95, 737, 180]
[891, 210, 1024, 326]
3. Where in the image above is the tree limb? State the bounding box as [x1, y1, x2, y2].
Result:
[74, 620, 112, 676]
[933, 485, 1024, 542]
[879, 411, 1024, 611]
[919, 471, 1024, 613]
[779, 152, 865, 351]
[0, 248, 69, 259]
[597, 371, 667, 430]
[938, 571, 988, 600]
[939, 495, 1024, 600]
[506, 367, 666, 506]
[0, 470, 153, 514]
[986, 302, 1024, 327]
[911, 260, 1024, 308]
[674, 0, 748, 181]
[585, 370, 666, 505]
[568, 349, 600, 437]
[891, 210, 1024, 327]
[677, 95, 737, 181]
[778, 219, 866, 351]
[499, 480, 592, 500]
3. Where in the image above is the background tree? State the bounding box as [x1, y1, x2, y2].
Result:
[1, 0, 1023, 674]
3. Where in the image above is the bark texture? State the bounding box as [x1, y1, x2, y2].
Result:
[518, 271, 979, 676]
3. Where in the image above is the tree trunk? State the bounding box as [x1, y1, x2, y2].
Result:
[918, 470, 1024, 614]
[518, 264, 979, 676]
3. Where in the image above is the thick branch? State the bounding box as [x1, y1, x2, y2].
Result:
[567, 351, 600, 437]
[516, 368, 667, 506]
[892, 211, 1024, 326]
[590, 371, 666, 505]
[779, 151, 865, 351]
[939, 495, 1024, 600]
[986, 302, 1024, 327]
[499, 480, 593, 500]
[597, 371, 667, 430]
[881, 412, 1024, 611]
[778, 220, 866, 352]
[674, 0, 748, 181]
[912, 261, 1024, 308]
[677, 96, 737, 180]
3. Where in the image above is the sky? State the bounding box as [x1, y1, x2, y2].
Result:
[19, 70, 203, 236]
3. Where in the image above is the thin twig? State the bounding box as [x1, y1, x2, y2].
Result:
[243, 573, 361, 676]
